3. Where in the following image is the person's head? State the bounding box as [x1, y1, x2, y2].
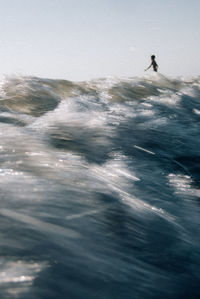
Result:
[151, 55, 156, 61]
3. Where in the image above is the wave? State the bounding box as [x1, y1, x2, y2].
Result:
[0, 73, 200, 299]
[0, 73, 199, 115]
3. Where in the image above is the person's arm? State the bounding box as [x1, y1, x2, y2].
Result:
[144, 63, 152, 72]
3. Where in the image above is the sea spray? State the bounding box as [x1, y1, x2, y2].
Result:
[0, 74, 200, 299]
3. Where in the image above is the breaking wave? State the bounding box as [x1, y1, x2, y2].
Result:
[0, 73, 200, 299]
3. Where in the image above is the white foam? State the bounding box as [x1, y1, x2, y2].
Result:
[168, 174, 200, 197]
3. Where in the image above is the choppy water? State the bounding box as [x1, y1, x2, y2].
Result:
[0, 73, 200, 299]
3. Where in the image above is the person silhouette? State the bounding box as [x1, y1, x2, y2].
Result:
[145, 55, 158, 72]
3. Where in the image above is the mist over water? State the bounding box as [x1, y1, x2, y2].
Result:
[0, 73, 200, 299]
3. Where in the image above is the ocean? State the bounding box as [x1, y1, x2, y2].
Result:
[0, 73, 200, 298]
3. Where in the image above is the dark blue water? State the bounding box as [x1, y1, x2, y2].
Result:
[0, 74, 200, 298]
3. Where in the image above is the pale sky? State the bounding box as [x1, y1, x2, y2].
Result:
[0, 0, 199, 81]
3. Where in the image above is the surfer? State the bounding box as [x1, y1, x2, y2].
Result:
[145, 55, 158, 72]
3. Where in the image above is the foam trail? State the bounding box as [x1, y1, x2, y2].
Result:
[0, 209, 80, 238]
[134, 145, 155, 155]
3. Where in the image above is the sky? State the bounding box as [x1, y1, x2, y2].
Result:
[0, 0, 199, 81]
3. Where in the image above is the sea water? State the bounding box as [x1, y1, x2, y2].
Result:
[0, 73, 200, 298]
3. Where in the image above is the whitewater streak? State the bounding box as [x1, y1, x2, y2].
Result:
[0, 73, 200, 299]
